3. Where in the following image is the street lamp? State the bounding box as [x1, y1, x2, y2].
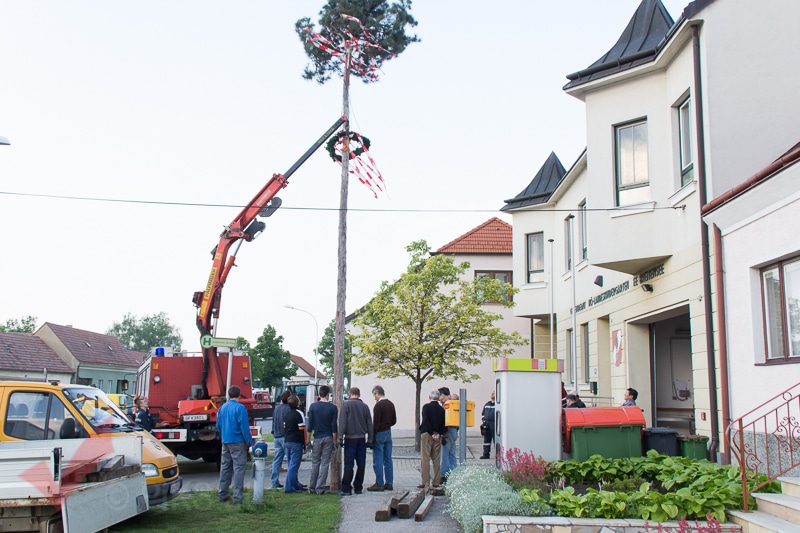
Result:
[284, 305, 320, 391]
[0, 136, 10, 146]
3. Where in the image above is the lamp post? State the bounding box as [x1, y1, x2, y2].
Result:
[284, 305, 320, 390]
[567, 214, 578, 393]
[0, 137, 9, 146]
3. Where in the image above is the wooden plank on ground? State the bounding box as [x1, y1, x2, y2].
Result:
[414, 494, 434, 522]
[374, 490, 409, 521]
[397, 489, 425, 519]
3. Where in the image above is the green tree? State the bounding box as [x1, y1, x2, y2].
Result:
[350, 240, 528, 449]
[295, 0, 419, 85]
[317, 319, 353, 388]
[249, 325, 295, 389]
[106, 312, 182, 352]
[0, 316, 38, 333]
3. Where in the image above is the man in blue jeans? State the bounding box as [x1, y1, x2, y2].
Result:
[306, 385, 338, 494]
[216, 386, 253, 504]
[270, 391, 291, 489]
[367, 385, 397, 491]
[337, 387, 373, 496]
[439, 387, 458, 483]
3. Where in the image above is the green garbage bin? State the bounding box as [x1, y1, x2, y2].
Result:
[677, 435, 709, 460]
[564, 407, 646, 461]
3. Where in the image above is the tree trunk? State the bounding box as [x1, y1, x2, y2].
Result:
[331, 45, 352, 492]
[414, 378, 422, 452]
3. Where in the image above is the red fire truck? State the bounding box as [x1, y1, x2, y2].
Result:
[136, 118, 345, 463]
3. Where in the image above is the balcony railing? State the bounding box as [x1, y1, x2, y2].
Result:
[726, 381, 800, 511]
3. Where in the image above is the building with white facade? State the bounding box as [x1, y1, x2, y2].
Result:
[502, 0, 800, 460]
[350, 217, 533, 432]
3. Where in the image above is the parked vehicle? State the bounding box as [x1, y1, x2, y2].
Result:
[0, 380, 182, 506]
[108, 392, 134, 417]
[0, 434, 148, 532]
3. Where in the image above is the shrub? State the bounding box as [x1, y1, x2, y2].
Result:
[445, 464, 549, 533]
[500, 447, 555, 492]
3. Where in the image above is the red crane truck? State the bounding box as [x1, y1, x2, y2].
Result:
[136, 117, 345, 463]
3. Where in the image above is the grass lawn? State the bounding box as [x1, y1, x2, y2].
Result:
[109, 488, 341, 533]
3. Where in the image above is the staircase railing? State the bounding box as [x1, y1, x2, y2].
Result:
[726, 381, 800, 511]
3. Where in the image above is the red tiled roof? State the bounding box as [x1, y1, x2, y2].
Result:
[0, 332, 74, 374]
[290, 354, 327, 381]
[435, 217, 512, 254]
[43, 323, 141, 368]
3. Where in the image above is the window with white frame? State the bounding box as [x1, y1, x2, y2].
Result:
[578, 200, 588, 261]
[615, 119, 650, 205]
[678, 98, 694, 186]
[526, 232, 544, 283]
[761, 257, 800, 362]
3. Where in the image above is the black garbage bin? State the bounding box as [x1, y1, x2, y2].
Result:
[642, 427, 679, 456]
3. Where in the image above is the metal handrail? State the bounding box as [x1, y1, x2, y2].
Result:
[725, 381, 800, 511]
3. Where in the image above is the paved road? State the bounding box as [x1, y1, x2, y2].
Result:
[179, 430, 490, 532]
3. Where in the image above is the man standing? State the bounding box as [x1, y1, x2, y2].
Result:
[418, 389, 446, 490]
[270, 390, 291, 489]
[216, 386, 253, 504]
[306, 385, 338, 495]
[338, 387, 373, 496]
[622, 387, 638, 406]
[480, 390, 495, 459]
[438, 387, 458, 482]
[367, 385, 396, 492]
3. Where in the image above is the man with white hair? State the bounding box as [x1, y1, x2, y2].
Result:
[418, 389, 446, 490]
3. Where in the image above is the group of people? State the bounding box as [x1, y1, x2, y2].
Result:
[267, 384, 397, 497]
[562, 386, 639, 409]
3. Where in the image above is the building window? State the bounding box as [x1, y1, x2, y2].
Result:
[578, 200, 588, 261]
[526, 232, 544, 283]
[615, 119, 650, 205]
[565, 217, 573, 271]
[582, 323, 590, 383]
[476, 271, 513, 302]
[678, 98, 694, 186]
[762, 257, 800, 362]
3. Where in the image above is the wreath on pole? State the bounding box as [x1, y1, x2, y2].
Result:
[326, 131, 371, 163]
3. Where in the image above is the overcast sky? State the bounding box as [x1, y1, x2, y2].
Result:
[0, 0, 689, 365]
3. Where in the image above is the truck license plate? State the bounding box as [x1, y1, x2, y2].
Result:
[183, 414, 208, 421]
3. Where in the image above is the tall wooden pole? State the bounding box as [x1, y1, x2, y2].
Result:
[330, 44, 352, 491]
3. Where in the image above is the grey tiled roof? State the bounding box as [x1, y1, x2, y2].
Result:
[501, 152, 567, 211]
[0, 332, 74, 374]
[564, 0, 676, 89]
[43, 323, 141, 368]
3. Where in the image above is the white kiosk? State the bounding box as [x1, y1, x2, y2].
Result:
[494, 357, 564, 463]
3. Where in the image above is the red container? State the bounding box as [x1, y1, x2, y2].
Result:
[563, 406, 645, 452]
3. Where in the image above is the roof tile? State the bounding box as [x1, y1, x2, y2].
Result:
[435, 217, 512, 254]
[0, 332, 74, 374]
[42, 323, 141, 368]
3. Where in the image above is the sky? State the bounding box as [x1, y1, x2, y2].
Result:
[0, 0, 690, 366]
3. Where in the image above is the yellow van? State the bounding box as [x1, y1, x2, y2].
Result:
[1, 381, 182, 505]
[107, 392, 134, 417]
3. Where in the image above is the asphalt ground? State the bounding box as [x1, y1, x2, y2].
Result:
[179, 428, 490, 533]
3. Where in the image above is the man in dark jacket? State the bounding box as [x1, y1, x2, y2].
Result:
[337, 387, 373, 496]
[367, 385, 396, 492]
[418, 389, 446, 489]
[270, 391, 291, 489]
[480, 390, 496, 459]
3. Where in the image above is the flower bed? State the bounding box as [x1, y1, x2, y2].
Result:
[444, 449, 779, 533]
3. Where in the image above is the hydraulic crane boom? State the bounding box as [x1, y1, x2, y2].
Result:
[192, 116, 346, 399]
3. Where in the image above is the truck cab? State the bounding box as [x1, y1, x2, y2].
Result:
[0, 381, 182, 506]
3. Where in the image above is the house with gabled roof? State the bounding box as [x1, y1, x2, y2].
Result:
[289, 353, 327, 384]
[0, 331, 74, 383]
[34, 322, 143, 394]
[350, 216, 532, 431]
